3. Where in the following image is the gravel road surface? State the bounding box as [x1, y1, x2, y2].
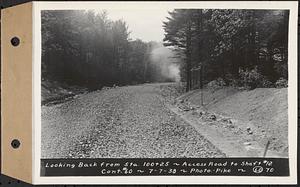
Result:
[42, 83, 225, 158]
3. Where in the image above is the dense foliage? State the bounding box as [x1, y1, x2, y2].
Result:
[163, 9, 289, 91]
[42, 10, 173, 89]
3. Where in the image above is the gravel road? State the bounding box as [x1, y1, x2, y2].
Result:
[42, 83, 225, 158]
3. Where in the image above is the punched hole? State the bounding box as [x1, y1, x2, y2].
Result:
[11, 37, 20, 46]
[11, 139, 20, 149]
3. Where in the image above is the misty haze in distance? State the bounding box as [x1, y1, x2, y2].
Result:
[103, 8, 181, 82]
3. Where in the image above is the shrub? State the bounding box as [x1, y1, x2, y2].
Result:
[239, 66, 263, 89]
[224, 73, 242, 87]
[260, 79, 274, 88]
[274, 61, 288, 79]
[239, 66, 274, 89]
[207, 78, 226, 89]
[275, 77, 288, 88]
[228, 79, 241, 87]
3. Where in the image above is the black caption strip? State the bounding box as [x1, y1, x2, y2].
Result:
[41, 158, 289, 177]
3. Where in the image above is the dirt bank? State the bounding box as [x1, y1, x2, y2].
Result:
[177, 87, 288, 157]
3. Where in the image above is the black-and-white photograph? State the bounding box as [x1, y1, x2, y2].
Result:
[41, 7, 290, 160]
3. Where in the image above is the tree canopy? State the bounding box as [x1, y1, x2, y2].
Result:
[42, 10, 176, 89]
[163, 9, 289, 91]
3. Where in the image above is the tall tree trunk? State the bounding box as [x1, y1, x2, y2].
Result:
[186, 20, 192, 92]
[231, 37, 238, 78]
[197, 10, 204, 105]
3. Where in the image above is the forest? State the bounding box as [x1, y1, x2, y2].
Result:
[163, 9, 289, 91]
[42, 10, 176, 89]
[42, 9, 289, 92]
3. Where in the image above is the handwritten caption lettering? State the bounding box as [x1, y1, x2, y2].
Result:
[41, 158, 288, 176]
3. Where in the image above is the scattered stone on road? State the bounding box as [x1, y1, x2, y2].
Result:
[42, 83, 225, 158]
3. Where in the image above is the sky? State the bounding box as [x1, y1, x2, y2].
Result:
[96, 8, 173, 42]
